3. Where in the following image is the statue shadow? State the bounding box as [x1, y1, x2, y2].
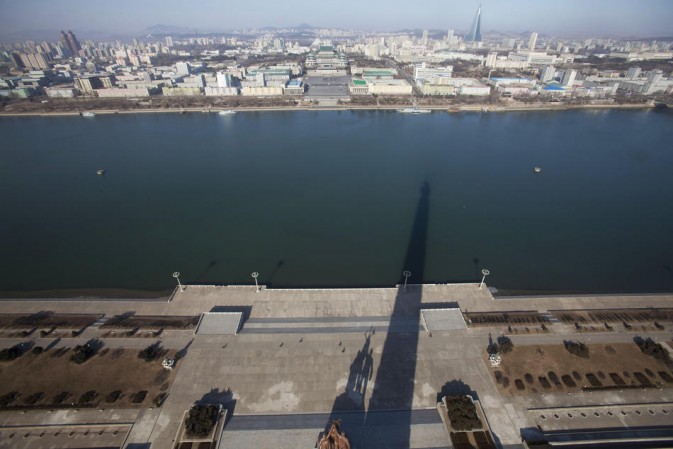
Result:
[196, 387, 237, 425]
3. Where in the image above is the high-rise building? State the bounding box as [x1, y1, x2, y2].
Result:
[9, 52, 24, 68]
[176, 62, 191, 76]
[273, 38, 285, 50]
[627, 67, 641, 79]
[465, 5, 482, 42]
[216, 71, 233, 88]
[529, 32, 538, 50]
[60, 30, 81, 56]
[422, 30, 429, 46]
[561, 69, 576, 87]
[165, 36, 174, 47]
[485, 52, 497, 68]
[446, 29, 454, 43]
[540, 65, 555, 83]
[646, 70, 663, 84]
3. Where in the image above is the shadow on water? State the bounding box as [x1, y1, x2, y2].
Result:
[473, 257, 482, 282]
[323, 182, 430, 449]
[194, 260, 218, 282]
[265, 260, 286, 286]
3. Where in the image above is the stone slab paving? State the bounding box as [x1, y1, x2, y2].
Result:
[217, 410, 452, 448]
[0, 284, 672, 449]
[196, 312, 243, 335]
[421, 308, 466, 331]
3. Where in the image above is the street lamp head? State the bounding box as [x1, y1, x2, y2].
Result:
[251, 272, 259, 279]
[403, 270, 411, 277]
[481, 269, 490, 276]
[172, 272, 180, 278]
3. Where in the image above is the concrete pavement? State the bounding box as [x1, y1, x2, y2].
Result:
[0, 284, 672, 449]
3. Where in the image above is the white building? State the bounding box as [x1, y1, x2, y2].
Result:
[349, 79, 369, 95]
[413, 63, 453, 83]
[45, 86, 78, 98]
[367, 79, 413, 95]
[540, 66, 556, 83]
[241, 85, 284, 96]
[508, 51, 556, 65]
[485, 52, 498, 68]
[204, 86, 239, 96]
[431, 77, 490, 96]
[626, 67, 641, 80]
[162, 86, 201, 96]
[609, 51, 673, 62]
[216, 71, 233, 88]
[418, 81, 455, 96]
[175, 62, 191, 76]
[484, 52, 530, 70]
[95, 87, 155, 97]
[529, 32, 538, 51]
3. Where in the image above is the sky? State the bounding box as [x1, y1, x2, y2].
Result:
[1, 0, 672, 39]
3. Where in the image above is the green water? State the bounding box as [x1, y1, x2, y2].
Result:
[1, 109, 672, 294]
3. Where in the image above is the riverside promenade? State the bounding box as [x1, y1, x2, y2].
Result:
[0, 283, 672, 449]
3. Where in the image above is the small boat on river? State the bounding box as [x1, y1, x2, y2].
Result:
[397, 108, 431, 114]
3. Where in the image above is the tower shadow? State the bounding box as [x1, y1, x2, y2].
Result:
[363, 182, 429, 446]
[322, 182, 430, 448]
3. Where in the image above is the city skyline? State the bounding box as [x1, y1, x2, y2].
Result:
[2, 0, 673, 41]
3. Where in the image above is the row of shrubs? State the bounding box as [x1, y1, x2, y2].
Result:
[1, 340, 168, 365]
[0, 389, 167, 408]
[495, 368, 673, 392]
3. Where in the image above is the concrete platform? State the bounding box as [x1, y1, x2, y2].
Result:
[421, 308, 466, 331]
[0, 283, 672, 449]
[196, 312, 243, 335]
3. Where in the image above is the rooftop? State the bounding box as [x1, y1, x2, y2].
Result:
[363, 69, 396, 76]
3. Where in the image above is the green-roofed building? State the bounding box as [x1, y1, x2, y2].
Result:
[349, 78, 369, 95]
[306, 45, 348, 71]
[363, 69, 396, 79]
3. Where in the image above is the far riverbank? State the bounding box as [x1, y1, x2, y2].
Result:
[0, 101, 658, 117]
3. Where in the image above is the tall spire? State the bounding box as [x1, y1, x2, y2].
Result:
[465, 4, 482, 42]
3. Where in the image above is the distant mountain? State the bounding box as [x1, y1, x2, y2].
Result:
[637, 36, 673, 42]
[296, 23, 316, 30]
[142, 24, 196, 36]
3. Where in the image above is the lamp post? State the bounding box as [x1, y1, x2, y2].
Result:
[251, 272, 259, 292]
[173, 272, 184, 291]
[479, 269, 490, 290]
[402, 270, 411, 290]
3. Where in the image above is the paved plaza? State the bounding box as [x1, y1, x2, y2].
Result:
[305, 74, 350, 99]
[0, 284, 672, 448]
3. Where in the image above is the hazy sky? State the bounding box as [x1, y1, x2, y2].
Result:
[2, 0, 672, 38]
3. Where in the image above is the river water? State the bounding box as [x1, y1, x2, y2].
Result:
[1, 109, 672, 295]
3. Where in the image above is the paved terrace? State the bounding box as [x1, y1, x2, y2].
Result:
[0, 284, 672, 449]
[2, 283, 673, 317]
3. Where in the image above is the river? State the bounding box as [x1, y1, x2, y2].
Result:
[1, 109, 672, 295]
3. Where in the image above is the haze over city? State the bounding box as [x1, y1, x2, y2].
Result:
[2, 0, 673, 41]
